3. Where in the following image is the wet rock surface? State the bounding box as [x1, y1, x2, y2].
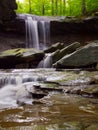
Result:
[0, 69, 98, 100]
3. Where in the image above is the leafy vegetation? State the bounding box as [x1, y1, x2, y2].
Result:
[16, 0, 98, 16]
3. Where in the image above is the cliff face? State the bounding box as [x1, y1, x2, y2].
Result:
[0, 0, 17, 22]
[0, 15, 98, 51]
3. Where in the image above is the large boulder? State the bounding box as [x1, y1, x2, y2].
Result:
[52, 42, 81, 63]
[53, 41, 98, 69]
[0, 48, 44, 68]
[0, 0, 17, 21]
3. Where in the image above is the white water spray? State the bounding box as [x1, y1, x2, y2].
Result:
[38, 54, 52, 68]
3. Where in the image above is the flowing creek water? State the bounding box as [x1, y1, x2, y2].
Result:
[0, 69, 98, 130]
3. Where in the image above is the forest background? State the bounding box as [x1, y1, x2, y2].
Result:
[16, 0, 98, 16]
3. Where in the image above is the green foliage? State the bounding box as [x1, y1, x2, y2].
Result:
[16, 0, 98, 16]
[86, 0, 98, 12]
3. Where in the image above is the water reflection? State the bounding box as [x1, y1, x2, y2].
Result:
[0, 94, 98, 130]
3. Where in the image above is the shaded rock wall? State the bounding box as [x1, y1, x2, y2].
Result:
[0, 0, 17, 22]
[50, 17, 98, 45]
[0, 16, 98, 51]
[51, 17, 98, 34]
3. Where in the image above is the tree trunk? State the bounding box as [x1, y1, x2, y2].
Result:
[63, 0, 66, 15]
[59, 0, 62, 15]
[82, 0, 87, 15]
[55, 0, 58, 15]
[29, 0, 32, 14]
[51, 0, 54, 15]
[42, 1, 45, 15]
[68, 0, 72, 15]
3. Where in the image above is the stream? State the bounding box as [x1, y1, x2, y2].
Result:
[0, 69, 98, 130]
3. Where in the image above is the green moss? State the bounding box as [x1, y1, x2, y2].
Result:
[0, 48, 43, 58]
[0, 48, 25, 57]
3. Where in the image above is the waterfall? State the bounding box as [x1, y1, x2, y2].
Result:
[38, 54, 52, 68]
[0, 72, 47, 108]
[45, 21, 50, 45]
[39, 21, 46, 49]
[39, 21, 50, 50]
[25, 17, 39, 49]
[0, 74, 46, 88]
[17, 14, 51, 68]
[25, 15, 50, 50]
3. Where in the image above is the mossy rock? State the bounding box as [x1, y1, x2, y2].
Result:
[0, 48, 44, 68]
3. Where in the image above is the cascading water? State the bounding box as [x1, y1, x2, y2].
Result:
[25, 15, 50, 50]
[25, 16, 39, 49]
[38, 19, 51, 67]
[38, 53, 52, 68]
[38, 21, 46, 49]
[0, 71, 47, 108]
[38, 21, 50, 49]
[18, 14, 51, 68]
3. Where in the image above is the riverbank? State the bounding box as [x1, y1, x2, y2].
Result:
[0, 68, 98, 130]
